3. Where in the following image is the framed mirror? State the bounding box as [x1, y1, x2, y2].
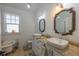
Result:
[39, 19, 45, 32]
[54, 8, 76, 35]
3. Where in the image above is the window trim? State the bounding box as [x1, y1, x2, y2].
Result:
[4, 13, 20, 34]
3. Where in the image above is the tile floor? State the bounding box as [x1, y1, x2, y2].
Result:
[8, 48, 32, 56]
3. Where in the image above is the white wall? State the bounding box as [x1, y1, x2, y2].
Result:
[35, 3, 55, 33]
[35, 3, 79, 45]
[1, 5, 35, 48]
[0, 4, 2, 51]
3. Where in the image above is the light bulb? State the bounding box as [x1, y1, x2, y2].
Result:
[27, 3, 30, 8]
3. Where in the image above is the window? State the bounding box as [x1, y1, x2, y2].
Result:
[4, 13, 19, 33]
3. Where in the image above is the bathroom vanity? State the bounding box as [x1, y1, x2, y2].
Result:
[38, 36, 64, 56]
[33, 35, 79, 56]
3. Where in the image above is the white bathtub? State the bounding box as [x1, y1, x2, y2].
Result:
[2, 40, 16, 53]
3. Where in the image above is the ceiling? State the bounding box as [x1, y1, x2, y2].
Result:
[1, 3, 41, 13]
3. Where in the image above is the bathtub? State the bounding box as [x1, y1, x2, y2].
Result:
[2, 40, 16, 53]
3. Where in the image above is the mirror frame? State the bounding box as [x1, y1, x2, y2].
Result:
[39, 19, 45, 32]
[54, 8, 76, 35]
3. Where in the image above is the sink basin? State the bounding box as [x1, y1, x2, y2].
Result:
[33, 34, 42, 39]
[47, 38, 69, 49]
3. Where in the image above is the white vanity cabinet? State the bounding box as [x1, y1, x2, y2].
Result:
[0, 4, 2, 51]
[32, 39, 46, 56]
[46, 43, 62, 56]
[32, 38, 63, 56]
[46, 43, 63, 56]
[53, 49, 63, 56]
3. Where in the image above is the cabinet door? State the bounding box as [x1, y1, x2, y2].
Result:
[32, 40, 45, 56]
[46, 43, 63, 56]
[53, 49, 63, 56]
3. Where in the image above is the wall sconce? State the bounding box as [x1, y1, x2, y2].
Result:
[56, 3, 63, 8]
[38, 13, 46, 20]
[54, 3, 64, 15]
